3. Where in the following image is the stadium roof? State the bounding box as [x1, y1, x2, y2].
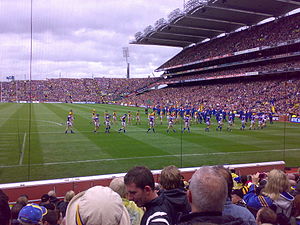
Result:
[131, 0, 300, 48]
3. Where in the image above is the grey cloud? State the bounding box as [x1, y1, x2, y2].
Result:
[0, 0, 183, 80]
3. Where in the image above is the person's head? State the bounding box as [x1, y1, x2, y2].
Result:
[17, 195, 29, 206]
[65, 186, 130, 225]
[11, 203, 25, 220]
[263, 169, 290, 200]
[64, 190, 75, 202]
[292, 194, 300, 217]
[188, 166, 227, 213]
[160, 165, 182, 190]
[124, 166, 156, 207]
[256, 207, 277, 225]
[41, 210, 59, 225]
[40, 194, 50, 203]
[109, 177, 127, 199]
[213, 166, 233, 198]
[0, 189, 10, 225]
[231, 189, 244, 204]
[18, 203, 47, 225]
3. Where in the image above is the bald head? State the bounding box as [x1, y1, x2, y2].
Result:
[188, 166, 228, 212]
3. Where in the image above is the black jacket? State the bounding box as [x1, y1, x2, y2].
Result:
[159, 188, 191, 225]
[141, 195, 172, 225]
[178, 211, 245, 225]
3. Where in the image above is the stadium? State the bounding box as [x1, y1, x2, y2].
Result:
[0, 0, 300, 224]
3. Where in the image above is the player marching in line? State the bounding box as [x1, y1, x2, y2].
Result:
[205, 115, 211, 132]
[104, 113, 111, 133]
[159, 110, 164, 125]
[113, 111, 117, 124]
[249, 114, 256, 130]
[262, 113, 267, 128]
[147, 112, 156, 133]
[227, 114, 233, 131]
[69, 109, 74, 121]
[182, 114, 191, 133]
[118, 114, 127, 133]
[127, 111, 132, 125]
[65, 112, 74, 134]
[258, 114, 264, 129]
[216, 114, 223, 131]
[167, 113, 176, 133]
[91, 109, 96, 124]
[193, 111, 199, 124]
[240, 114, 246, 130]
[136, 110, 141, 125]
[93, 114, 100, 133]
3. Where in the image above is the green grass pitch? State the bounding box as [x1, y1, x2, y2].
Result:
[0, 102, 299, 184]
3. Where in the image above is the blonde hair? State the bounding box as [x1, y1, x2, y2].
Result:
[160, 165, 182, 190]
[263, 169, 290, 200]
[64, 190, 75, 202]
[109, 177, 127, 198]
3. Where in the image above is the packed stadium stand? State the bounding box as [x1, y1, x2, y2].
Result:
[0, 77, 159, 103]
[121, 10, 300, 116]
[1, 1, 300, 224]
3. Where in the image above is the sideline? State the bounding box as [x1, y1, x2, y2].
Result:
[3, 148, 299, 169]
[19, 133, 27, 165]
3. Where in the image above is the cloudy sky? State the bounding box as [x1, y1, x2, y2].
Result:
[0, 0, 185, 81]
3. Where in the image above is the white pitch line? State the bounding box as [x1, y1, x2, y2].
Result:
[2, 148, 300, 169]
[19, 132, 27, 165]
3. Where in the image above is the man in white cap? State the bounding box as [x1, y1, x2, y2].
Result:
[65, 186, 130, 225]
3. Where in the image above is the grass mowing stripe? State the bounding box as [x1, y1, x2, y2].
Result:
[19, 132, 27, 165]
[2, 148, 299, 168]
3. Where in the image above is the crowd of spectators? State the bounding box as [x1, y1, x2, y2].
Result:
[120, 75, 300, 115]
[0, 77, 159, 103]
[162, 59, 300, 83]
[158, 13, 300, 70]
[1, 166, 300, 225]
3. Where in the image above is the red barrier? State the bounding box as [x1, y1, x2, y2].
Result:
[0, 161, 285, 203]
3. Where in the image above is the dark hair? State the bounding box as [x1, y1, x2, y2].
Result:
[11, 203, 24, 220]
[41, 194, 50, 202]
[257, 207, 277, 224]
[240, 175, 248, 185]
[124, 166, 155, 190]
[213, 166, 233, 198]
[42, 210, 59, 225]
[0, 189, 10, 225]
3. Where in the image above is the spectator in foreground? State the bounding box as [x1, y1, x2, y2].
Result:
[290, 194, 300, 225]
[11, 203, 24, 225]
[0, 189, 11, 225]
[18, 203, 47, 225]
[40, 194, 55, 210]
[178, 166, 243, 225]
[42, 210, 60, 225]
[17, 195, 29, 206]
[214, 166, 256, 225]
[159, 165, 191, 224]
[48, 190, 60, 207]
[255, 207, 277, 225]
[57, 190, 75, 218]
[124, 166, 171, 225]
[65, 185, 130, 225]
[109, 177, 144, 225]
[244, 169, 294, 218]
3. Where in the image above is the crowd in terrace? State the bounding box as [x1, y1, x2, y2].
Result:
[121, 75, 300, 115]
[163, 59, 300, 83]
[0, 77, 158, 103]
[159, 13, 300, 69]
[1, 165, 300, 225]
